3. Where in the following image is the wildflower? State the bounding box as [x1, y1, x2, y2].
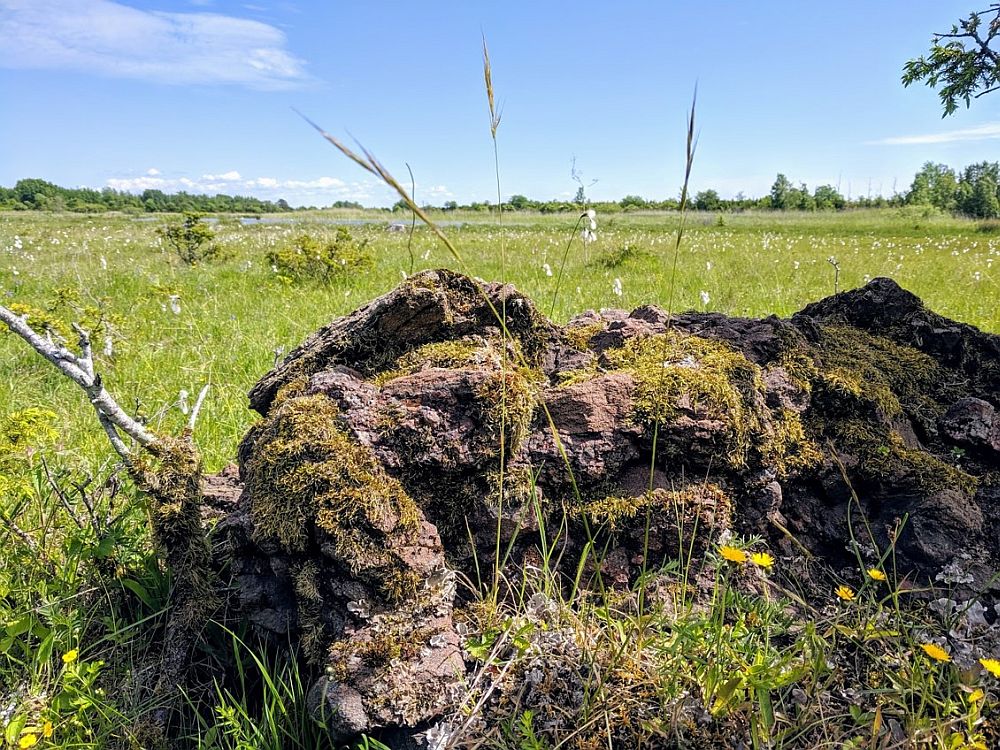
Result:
[920, 642, 951, 662]
[581, 228, 596, 243]
[968, 688, 985, 702]
[612, 278, 623, 296]
[867, 568, 887, 582]
[168, 294, 181, 315]
[42, 723, 53, 739]
[699, 290, 710, 307]
[980, 658, 1000, 678]
[835, 585, 855, 602]
[751, 551, 774, 569]
[19, 735, 38, 749]
[542, 263, 553, 277]
[62, 648, 79, 664]
[719, 545, 747, 564]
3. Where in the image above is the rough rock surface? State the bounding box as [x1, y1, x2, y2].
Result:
[223, 270, 1000, 743]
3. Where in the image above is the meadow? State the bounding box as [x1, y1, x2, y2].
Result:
[1, 207, 997, 473]
[2, 207, 1000, 750]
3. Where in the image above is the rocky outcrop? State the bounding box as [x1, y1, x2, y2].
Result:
[223, 269, 1000, 743]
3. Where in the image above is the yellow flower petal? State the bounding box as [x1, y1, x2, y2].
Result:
[719, 545, 747, 564]
[19, 735, 39, 749]
[835, 585, 855, 602]
[751, 552, 774, 569]
[980, 658, 1000, 678]
[42, 722, 53, 739]
[867, 568, 887, 581]
[920, 642, 951, 662]
[62, 649, 78, 664]
[968, 688, 985, 702]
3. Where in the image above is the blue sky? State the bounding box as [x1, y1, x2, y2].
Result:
[1, 0, 998, 207]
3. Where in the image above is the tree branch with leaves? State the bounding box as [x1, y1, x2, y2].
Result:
[903, 4, 1000, 115]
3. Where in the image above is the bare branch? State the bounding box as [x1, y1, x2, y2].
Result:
[0, 304, 158, 457]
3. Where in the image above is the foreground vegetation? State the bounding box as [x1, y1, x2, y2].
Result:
[1, 208, 999, 749]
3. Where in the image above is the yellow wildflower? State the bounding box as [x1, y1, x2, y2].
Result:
[920, 642, 951, 662]
[835, 585, 855, 602]
[719, 545, 747, 564]
[867, 568, 887, 581]
[751, 552, 774, 569]
[62, 649, 78, 664]
[980, 658, 1000, 678]
[968, 688, 985, 703]
[42, 722, 53, 739]
[19, 735, 38, 749]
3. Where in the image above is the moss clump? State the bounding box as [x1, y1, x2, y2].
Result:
[604, 332, 816, 472]
[807, 324, 976, 494]
[476, 366, 542, 456]
[563, 322, 605, 351]
[812, 325, 948, 424]
[374, 338, 485, 385]
[242, 393, 420, 598]
[578, 484, 731, 533]
[829, 417, 977, 495]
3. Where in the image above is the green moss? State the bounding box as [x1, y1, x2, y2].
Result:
[830, 417, 976, 495]
[242, 393, 420, 599]
[374, 338, 485, 385]
[812, 325, 947, 423]
[603, 331, 816, 472]
[563, 322, 605, 351]
[476, 366, 542, 456]
[805, 324, 976, 494]
[578, 484, 731, 531]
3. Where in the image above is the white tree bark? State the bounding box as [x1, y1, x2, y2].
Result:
[0, 304, 158, 458]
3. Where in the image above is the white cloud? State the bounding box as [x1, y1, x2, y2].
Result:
[146, 167, 161, 176]
[202, 170, 242, 181]
[103, 172, 396, 206]
[868, 122, 1000, 146]
[0, 0, 311, 89]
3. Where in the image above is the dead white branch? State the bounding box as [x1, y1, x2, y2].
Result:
[0, 304, 158, 459]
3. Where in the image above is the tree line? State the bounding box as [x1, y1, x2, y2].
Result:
[5, 160, 1000, 218]
[0, 178, 296, 214]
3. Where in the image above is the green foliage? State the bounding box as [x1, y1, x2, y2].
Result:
[265, 228, 373, 284]
[158, 213, 219, 265]
[903, 5, 1000, 115]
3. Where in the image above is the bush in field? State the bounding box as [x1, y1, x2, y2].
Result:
[157, 212, 218, 265]
[266, 228, 373, 284]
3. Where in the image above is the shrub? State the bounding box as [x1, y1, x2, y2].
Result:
[157, 212, 218, 265]
[266, 228, 373, 284]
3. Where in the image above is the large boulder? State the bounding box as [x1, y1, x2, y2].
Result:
[223, 269, 1000, 743]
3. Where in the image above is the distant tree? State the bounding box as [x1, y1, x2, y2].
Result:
[907, 162, 958, 211]
[694, 189, 722, 211]
[770, 174, 793, 210]
[813, 184, 846, 210]
[619, 194, 648, 210]
[903, 4, 1000, 115]
[508, 194, 533, 210]
[442, 200, 458, 211]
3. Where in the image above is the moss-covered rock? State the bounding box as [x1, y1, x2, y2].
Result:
[226, 271, 1000, 744]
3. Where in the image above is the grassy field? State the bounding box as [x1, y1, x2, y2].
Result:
[1, 207, 997, 472]
[2, 207, 999, 749]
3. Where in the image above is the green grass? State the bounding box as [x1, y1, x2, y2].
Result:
[1, 208, 997, 472]
[1, 207, 999, 749]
